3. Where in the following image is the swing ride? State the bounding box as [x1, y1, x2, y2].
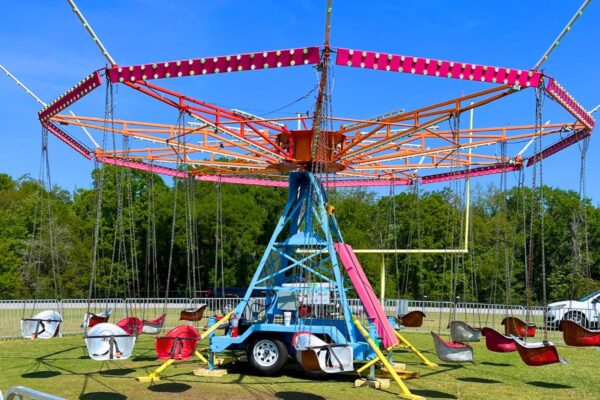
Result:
[0, 0, 593, 397]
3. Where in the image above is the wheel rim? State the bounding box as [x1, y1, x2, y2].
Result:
[253, 339, 279, 367]
[568, 314, 583, 325]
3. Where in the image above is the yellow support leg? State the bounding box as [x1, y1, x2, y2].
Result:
[356, 357, 379, 375]
[195, 350, 209, 364]
[136, 359, 175, 383]
[353, 318, 425, 400]
[394, 330, 438, 368]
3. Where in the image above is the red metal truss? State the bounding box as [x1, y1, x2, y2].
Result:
[527, 128, 591, 166]
[545, 78, 595, 130]
[39, 71, 102, 122]
[36, 42, 594, 187]
[336, 48, 542, 87]
[106, 47, 321, 83]
[421, 163, 522, 184]
[123, 81, 289, 161]
[43, 121, 92, 160]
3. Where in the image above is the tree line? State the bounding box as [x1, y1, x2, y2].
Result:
[0, 167, 598, 305]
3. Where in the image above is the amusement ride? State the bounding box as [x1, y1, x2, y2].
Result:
[1, 0, 598, 398]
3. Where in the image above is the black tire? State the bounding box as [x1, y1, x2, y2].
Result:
[247, 336, 288, 375]
[564, 311, 588, 328]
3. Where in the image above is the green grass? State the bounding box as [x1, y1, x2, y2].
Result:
[1, 331, 598, 400]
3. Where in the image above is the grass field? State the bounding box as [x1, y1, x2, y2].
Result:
[0, 331, 597, 400]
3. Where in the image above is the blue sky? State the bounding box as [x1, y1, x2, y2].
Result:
[1, 1, 599, 201]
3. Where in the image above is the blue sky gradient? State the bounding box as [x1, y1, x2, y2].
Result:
[1, 1, 599, 201]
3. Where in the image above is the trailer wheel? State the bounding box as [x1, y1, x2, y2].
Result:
[248, 336, 288, 375]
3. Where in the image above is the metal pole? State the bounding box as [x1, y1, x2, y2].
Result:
[0, 64, 100, 149]
[533, 0, 592, 71]
[66, 0, 117, 65]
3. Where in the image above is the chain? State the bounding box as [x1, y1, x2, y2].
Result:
[579, 137, 591, 277]
[533, 86, 549, 340]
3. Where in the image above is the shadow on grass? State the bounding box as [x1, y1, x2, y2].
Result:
[21, 370, 62, 379]
[132, 356, 157, 362]
[80, 392, 127, 400]
[457, 376, 501, 384]
[275, 391, 326, 400]
[480, 361, 512, 367]
[411, 389, 457, 399]
[99, 368, 136, 376]
[147, 383, 191, 393]
[526, 381, 574, 389]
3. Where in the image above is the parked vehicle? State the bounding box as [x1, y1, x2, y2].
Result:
[546, 290, 600, 329]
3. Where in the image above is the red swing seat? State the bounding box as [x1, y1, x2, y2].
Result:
[142, 313, 167, 334]
[155, 325, 201, 360]
[514, 338, 566, 366]
[481, 327, 517, 352]
[560, 320, 600, 346]
[116, 317, 144, 335]
[398, 311, 426, 328]
[180, 304, 207, 322]
[501, 317, 536, 337]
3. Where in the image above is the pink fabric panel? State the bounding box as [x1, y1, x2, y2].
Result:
[107, 47, 321, 83]
[546, 78, 595, 129]
[39, 71, 102, 122]
[43, 122, 92, 160]
[336, 48, 541, 87]
[334, 243, 399, 348]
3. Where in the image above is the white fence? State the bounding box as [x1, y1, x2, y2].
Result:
[0, 297, 555, 340]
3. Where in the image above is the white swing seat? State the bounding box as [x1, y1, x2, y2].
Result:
[20, 310, 63, 339]
[85, 323, 136, 361]
[292, 331, 354, 373]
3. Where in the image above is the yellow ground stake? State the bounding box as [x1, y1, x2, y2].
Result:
[136, 359, 175, 383]
[136, 311, 234, 383]
[394, 330, 438, 368]
[353, 317, 425, 400]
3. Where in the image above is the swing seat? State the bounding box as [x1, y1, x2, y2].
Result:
[559, 320, 600, 347]
[430, 331, 474, 363]
[116, 317, 144, 335]
[81, 308, 113, 329]
[481, 327, 517, 352]
[397, 311, 426, 328]
[292, 331, 354, 373]
[85, 323, 137, 361]
[180, 304, 207, 322]
[449, 321, 481, 342]
[20, 310, 63, 339]
[501, 317, 536, 337]
[513, 337, 567, 366]
[155, 325, 201, 360]
[142, 314, 167, 334]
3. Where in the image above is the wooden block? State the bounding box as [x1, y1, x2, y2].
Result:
[379, 368, 420, 380]
[353, 378, 390, 389]
[380, 363, 406, 373]
[193, 368, 228, 377]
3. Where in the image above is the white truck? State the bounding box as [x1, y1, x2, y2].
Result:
[546, 290, 600, 329]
